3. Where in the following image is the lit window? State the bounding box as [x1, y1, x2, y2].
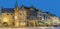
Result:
[4, 19, 7, 22]
[15, 16, 17, 19]
[4, 17, 7, 21]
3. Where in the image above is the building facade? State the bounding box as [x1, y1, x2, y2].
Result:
[0, 2, 60, 27]
[1, 8, 14, 27]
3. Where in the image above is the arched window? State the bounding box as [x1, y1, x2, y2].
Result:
[43, 14, 48, 19]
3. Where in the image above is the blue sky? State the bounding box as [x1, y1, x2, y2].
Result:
[0, 0, 60, 18]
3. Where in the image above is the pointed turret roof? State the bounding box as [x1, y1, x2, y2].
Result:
[20, 4, 30, 10]
[30, 5, 36, 11]
[20, 4, 25, 8]
[15, 0, 18, 8]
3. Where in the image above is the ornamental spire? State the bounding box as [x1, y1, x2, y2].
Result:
[15, 0, 18, 8]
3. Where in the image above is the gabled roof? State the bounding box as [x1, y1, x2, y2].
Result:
[20, 5, 30, 9]
[20, 5, 37, 11]
[45, 12, 56, 17]
[2, 8, 14, 13]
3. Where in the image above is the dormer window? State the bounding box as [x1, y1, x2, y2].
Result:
[7, 14, 9, 15]
[11, 14, 13, 15]
[30, 5, 34, 10]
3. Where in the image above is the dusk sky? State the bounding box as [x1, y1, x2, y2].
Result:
[0, 0, 60, 18]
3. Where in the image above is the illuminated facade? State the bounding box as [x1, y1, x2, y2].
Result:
[0, 2, 60, 27]
[1, 8, 14, 27]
